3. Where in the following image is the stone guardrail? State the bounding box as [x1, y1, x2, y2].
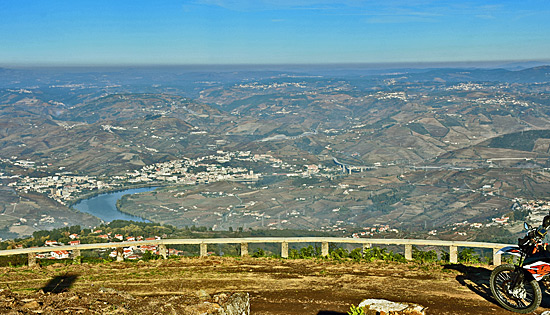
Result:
[0, 237, 512, 267]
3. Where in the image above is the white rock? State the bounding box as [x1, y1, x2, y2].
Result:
[358, 299, 425, 314]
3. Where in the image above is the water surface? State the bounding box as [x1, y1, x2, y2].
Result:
[72, 187, 156, 222]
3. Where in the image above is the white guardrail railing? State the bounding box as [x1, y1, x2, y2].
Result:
[0, 237, 513, 267]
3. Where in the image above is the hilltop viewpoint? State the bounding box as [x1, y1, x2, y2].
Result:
[1, 255, 549, 314]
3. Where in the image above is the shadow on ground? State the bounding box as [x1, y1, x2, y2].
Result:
[444, 263, 550, 309]
[538, 282, 550, 308]
[317, 311, 347, 315]
[444, 264, 495, 303]
[41, 273, 78, 293]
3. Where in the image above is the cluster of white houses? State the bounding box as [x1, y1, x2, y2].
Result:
[7, 151, 284, 204]
[107, 244, 183, 260]
[351, 225, 399, 238]
[8, 150, 342, 206]
[37, 232, 183, 260]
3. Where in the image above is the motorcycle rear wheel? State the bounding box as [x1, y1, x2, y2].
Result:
[490, 263, 542, 313]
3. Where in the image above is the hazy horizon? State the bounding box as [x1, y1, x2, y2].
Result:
[1, 1, 549, 66]
[2, 59, 550, 71]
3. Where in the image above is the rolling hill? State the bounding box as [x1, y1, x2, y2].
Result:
[1, 65, 550, 239]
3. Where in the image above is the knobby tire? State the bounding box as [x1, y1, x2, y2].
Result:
[490, 264, 542, 314]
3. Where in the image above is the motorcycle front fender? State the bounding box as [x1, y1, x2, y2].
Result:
[496, 245, 522, 257]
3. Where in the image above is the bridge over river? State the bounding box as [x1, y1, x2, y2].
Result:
[332, 157, 376, 174]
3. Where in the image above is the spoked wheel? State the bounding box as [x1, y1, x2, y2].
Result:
[490, 264, 542, 313]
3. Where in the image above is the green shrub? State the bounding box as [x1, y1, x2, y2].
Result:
[347, 304, 365, 315]
[363, 247, 406, 263]
[252, 248, 265, 258]
[330, 247, 349, 261]
[0, 255, 28, 267]
[37, 258, 73, 267]
[142, 251, 161, 261]
[439, 251, 450, 262]
[289, 249, 300, 259]
[349, 248, 363, 262]
[289, 245, 320, 259]
[300, 245, 320, 258]
[81, 257, 108, 264]
[458, 248, 481, 264]
[412, 246, 438, 263]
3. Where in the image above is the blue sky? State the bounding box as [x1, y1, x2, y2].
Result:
[0, 0, 549, 66]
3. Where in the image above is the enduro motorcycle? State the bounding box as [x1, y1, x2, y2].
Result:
[490, 215, 550, 313]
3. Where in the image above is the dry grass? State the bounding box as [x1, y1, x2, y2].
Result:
[0, 256, 545, 314]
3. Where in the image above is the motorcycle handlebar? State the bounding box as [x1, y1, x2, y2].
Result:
[517, 212, 550, 250]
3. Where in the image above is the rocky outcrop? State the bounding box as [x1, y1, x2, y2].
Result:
[211, 292, 250, 315]
[358, 299, 426, 315]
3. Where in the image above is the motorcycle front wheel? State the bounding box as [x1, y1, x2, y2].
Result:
[490, 263, 542, 313]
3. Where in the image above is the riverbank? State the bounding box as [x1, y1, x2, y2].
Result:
[72, 186, 160, 223]
[65, 183, 164, 207]
[115, 184, 197, 226]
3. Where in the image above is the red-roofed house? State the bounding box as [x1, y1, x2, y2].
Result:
[123, 248, 133, 257]
[139, 245, 157, 253]
[69, 240, 80, 245]
[51, 250, 70, 259]
[45, 240, 57, 246]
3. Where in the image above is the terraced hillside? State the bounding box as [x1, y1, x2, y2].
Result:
[2, 66, 550, 239]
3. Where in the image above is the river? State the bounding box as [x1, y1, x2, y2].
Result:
[72, 187, 157, 222]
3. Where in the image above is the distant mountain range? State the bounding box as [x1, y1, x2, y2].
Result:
[1, 65, 550, 239]
[399, 65, 550, 83]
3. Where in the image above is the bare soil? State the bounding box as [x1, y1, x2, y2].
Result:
[0, 257, 550, 314]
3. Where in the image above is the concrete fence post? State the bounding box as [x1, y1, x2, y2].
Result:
[159, 244, 167, 259]
[116, 247, 124, 262]
[0, 238, 512, 267]
[240, 242, 248, 257]
[321, 242, 329, 257]
[28, 252, 37, 268]
[405, 244, 413, 261]
[493, 248, 501, 266]
[200, 243, 208, 257]
[449, 246, 458, 264]
[72, 248, 81, 264]
[281, 242, 289, 258]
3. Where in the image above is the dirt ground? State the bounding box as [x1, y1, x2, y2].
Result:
[1, 257, 550, 314]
